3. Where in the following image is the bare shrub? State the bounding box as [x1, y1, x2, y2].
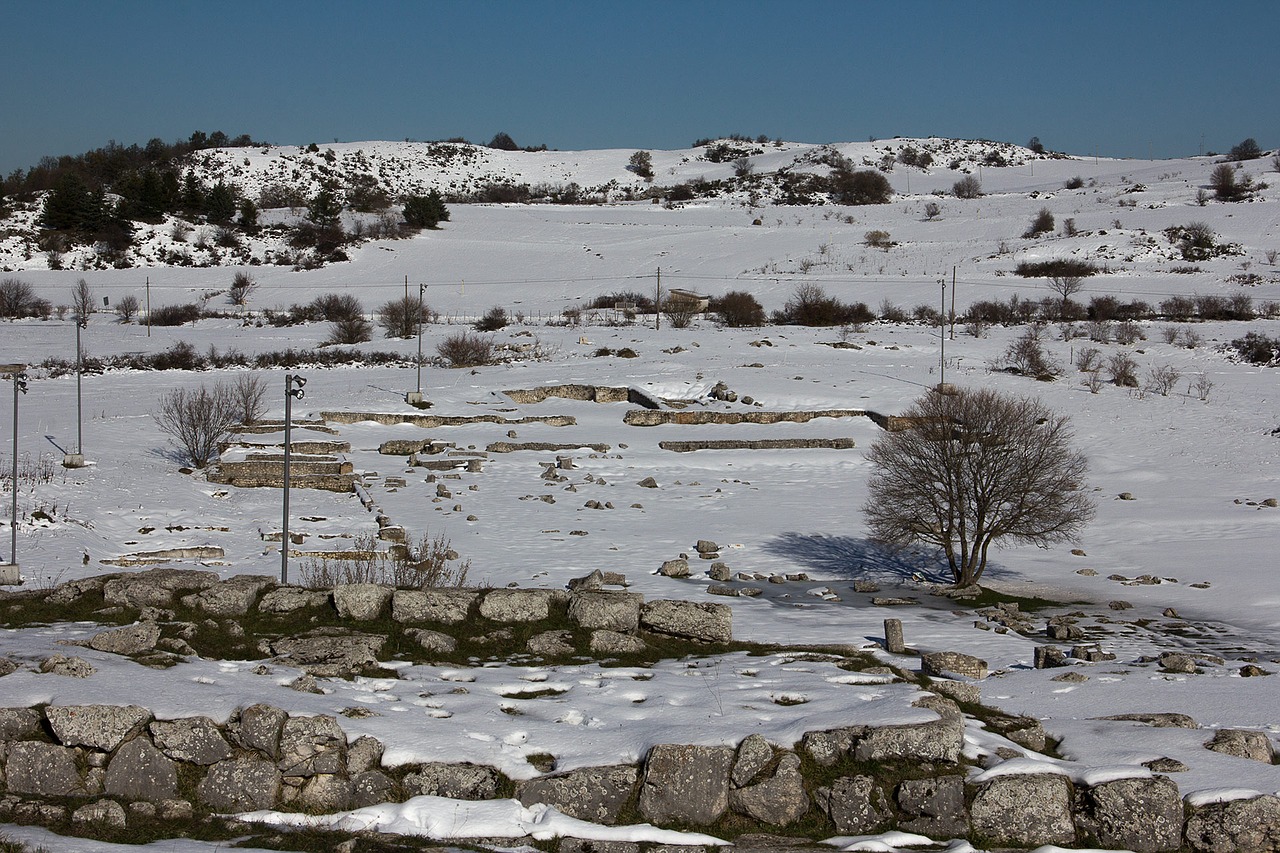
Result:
[1047, 276, 1083, 317]
[327, 316, 373, 345]
[437, 331, 493, 367]
[1075, 346, 1102, 373]
[662, 300, 697, 329]
[475, 306, 509, 332]
[300, 531, 469, 589]
[1023, 207, 1055, 238]
[228, 271, 256, 306]
[0, 278, 49, 319]
[150, 303, 203, 326]
[1087, 321, 1112, 343]
[1190, 373, 1214, 401]
[1182, 329, 1202, 349]
[1114, 320, 1145, 345]
[953, 175, 982, 199]
[998, 328, 1061, 378]
[376, 296, 430, 339]
[311, 293, 364, 322]
[1107, 353, 1139, 387]
[1160, 326, 1181, 345]
[923, 201, 941, 220]
[864, 230, 893, 249]
[1085, 370, 1105, 394]
[1145, 364, 1182, 397]
[115, 295, 140, 323]
[710, 290, 765, 327]
[153, 383, 238, 467]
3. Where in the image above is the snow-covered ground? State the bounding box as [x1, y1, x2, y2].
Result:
[1, 140, 1279, 851]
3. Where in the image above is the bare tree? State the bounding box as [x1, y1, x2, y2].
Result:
[1047, 276, 1083, 316]
[227, 374, 268, 425]
[70, 278, 94, 326]
[863, 387, 1094, 587]
[153, 383, 238, 467]
[0, 278, 38, 319]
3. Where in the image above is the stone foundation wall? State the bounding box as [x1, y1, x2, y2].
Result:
[623, 409, 868, 427]
[0, 700, 1272, 852]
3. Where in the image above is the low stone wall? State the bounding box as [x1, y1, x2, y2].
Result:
[504, 384, 631, 404]
[486, 441, 612, 454]
[659, 438, 856, 453]
[0, 699, 1273, 852]
[623, 408, 868, 427]
[321, 411, 575, 428]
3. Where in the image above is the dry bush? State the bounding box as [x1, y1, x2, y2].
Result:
[1023, 208, 1055, 238]
[377, 296, 430, 338]
[1145, 364, 1182, 397]
[115, 294, 140, 323]
[153, 383, 238, 467]
[998, 328, 1062, 378]
[300, 531, 469, 589]
[437, 331, 494, 367]
[710, 290, 765, 327]
[1075, 346, 1102, 373]
[1190, 373, 1214, 401]
[1107, 353, 1139, 387]
[953, 175, 982, 198]
[228, 271, 256, 306]
[227, 374, 268, 425]
[1114, 320, 1145, 345]
[326, 315, 373, 345]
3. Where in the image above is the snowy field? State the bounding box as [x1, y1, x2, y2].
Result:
[1, 139, 1279, 851]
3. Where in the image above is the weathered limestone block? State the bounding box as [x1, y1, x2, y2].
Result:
[149, 716, 232, 765]
[46, 704, 152, 752]
[518, 765, 639, 825]
[528, 630, 575, 657]
[299, 773, 353, 812]
[182, 575, 273, 616]
[969, 773, 1075, 847]
[1079, 775, 1183, 853]
[89, 622, 162, 655]
[1205, 728, 1276, 763]
[259, 586, 331, 614]
[231, 703, 288, 759]
[816, 775, 889, 835]
[406, 628, 458, 654]
[72, 799, 126, 828]
[731, 734, 774, 787]
[0, 707, 43, 740]
[640, 600, 732, 643]
[800, 727, 863, 766]
[104, 738, 179, 802]
[896, 776, 968, 839]
[351, 770, 397, 808]
[1184, 794, 1280, 852]
[568, 591, 642, 633]
[198, 756, 282, 812]
[39, 654, 95, 677]
[102, 568, 219, 608]
[391, 588, 479, 624]
[479, 588, 559, 622]
[347, 736, 384, 775]
[589, 630, 647, 655]
[278, 714, 347, 777]
[853, 698, 963, 764]
[657, 559, 690, 578]
[638, 744, 733, 826]
[269, 629, 386, 676]
[5, 741, 87, 796]
[729, 753, 809, 826]
[403, 762, 500, 800]
[921, 650, 988, 680]
[333, 583, 393, 621]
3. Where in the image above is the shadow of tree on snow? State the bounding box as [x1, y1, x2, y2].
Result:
[760, 532, 1014, 585]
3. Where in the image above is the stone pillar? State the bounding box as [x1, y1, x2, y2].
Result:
[884, 618, 905, 653]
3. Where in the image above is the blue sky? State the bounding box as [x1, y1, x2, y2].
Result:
[4, 0, 1276, 176]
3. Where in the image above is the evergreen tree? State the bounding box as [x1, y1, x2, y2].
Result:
[205, 181, 237, 223]
[41, 172, 95, 230]
[403, 190, 449, 229]
[306, 186, 342, 227]
[180, 172, 206, 217]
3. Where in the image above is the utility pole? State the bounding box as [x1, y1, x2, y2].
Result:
[145, 276, 151, 337]
[409, 284, 427, 405]
[4, 365, 27, 582]
[280, 373, 306, 584]
[66, 319, 86, 468]
[950, 266, 957, 340]
[655, 267, 661, 331]
[938, 277, 947, 388]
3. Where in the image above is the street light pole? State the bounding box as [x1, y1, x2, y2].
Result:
[64, 320, 86, 468]
[939, 278, 947, 389]
[280, 373, 306, 584]
[415, 284, 427, 399]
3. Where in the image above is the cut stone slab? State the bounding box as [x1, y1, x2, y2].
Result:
[45, 704, 152, 751]
[921, 650, 988, 680]
[639, 744, 733, 826]
[197, 756, 282, 813]
[969, 772, 1075, 848]
[104, 737, 179, 802]
[392, 588, 479, 624]
[640, 599, 732, 643]
[89, 622, 162, 655]
[149, 716, 233, 765]
[519, 765, 639, 825]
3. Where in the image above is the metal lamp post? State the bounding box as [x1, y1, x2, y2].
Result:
[408, 283, 427, 405]
[280, 373, 306, 583]
[938, 277, 947, 389]
[4, 366, 27, 582]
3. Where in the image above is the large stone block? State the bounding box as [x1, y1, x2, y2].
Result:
[89, 622, 162, 655]
[403, 762, 500, 800]
[46, 704, 152, 751]
[150, 716, 232, 765]
[278, 714, 347, 777]
[232, 703, 288, 759]
[5, 741, 87, 796]
[1184, 794, 1280, 852]
[568, 591, 642, 632]
[640, 600, 732, 643]
[104, 737, 179, 802]
[197, 756, 282, 812]
[518, 765, 639, 824]
[333, 583, 393, 621]
[896, 776, 968, 840]
[639, 744, 733, 826]
[1081, 775, 1183, 853]
[729, 753, 809, 826]
[969, 772, 1075, 848]
[479, 588, 558, 622]
[391, 588, 479, 624]
[816, 775, 889, 835]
